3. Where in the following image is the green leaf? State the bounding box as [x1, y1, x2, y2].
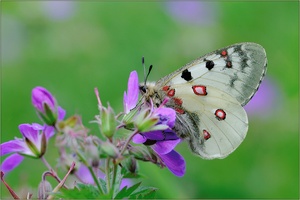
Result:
[141, 189, 157, 199]
[112, 166, 123, 197]
[99, 178, 107, 194]
[121, 164, 145, 179]
[130, 186, 157, 199]
[53, 183, 111, 199]
[114, 182, 142, 199]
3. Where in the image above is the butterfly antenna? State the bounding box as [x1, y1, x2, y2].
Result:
[142, 56, 146, 81]
[141, 56, 153, 92]
[144, 64, 153, 88]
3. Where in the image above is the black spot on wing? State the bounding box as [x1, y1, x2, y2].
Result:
[205, 60, 215, 70]
[181, 69, 193, 81]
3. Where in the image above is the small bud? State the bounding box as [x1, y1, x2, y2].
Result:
[122, 105, 139, 125]
[100, 141, 120, 159]
[128, 145, 152, 161]
[32, 87, 58, 126]
[123, 157, 138, 174]
[135, 110, 159, 132]
[38, 180, 52, 199]
[100, 105, 116, 139]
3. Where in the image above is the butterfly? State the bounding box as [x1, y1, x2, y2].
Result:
[140, 42, 267, 159]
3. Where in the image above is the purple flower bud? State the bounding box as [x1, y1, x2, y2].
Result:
[32, 86, 66, 126]
[32, 87, 56, 113]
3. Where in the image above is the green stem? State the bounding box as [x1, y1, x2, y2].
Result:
[105, 158, 111, 194]
[87, 166, 104, 195]
[41, 156, 52, 171]
[48, 162, 75, 200]
[76, 150, 104, 195]
[111, 163, 118, 198]
[120, 129, 139, 155]
[41, 156, 62, 182]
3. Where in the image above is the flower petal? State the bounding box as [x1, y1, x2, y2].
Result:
[163, 130, 180, 140]
[32, 87, 56, 112]
[44, 125, 55, 140]
[0, 140, 27, 156]
[120, 178, 132, 189]
[58, 106, 66, 120]
[159, 150, 186, 177]
[0, 154, 24, 173]
[19, 124, 39, 144]
[132, 134, 147, 144]
[124, 71, 139, 113]
[75, 164, 104, 184]
[152, 139, 181, 155]
[155, 107, 176, 128]
[31, 123, 44, 131]
[142, 131, 165, 140]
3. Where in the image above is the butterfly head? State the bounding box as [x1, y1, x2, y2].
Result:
[139, 81, 156, 97]
[139, 81, 162, 108]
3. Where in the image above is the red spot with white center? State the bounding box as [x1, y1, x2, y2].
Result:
[167, 89, 175, 97]
[192, 85, 207, 96]
[173, 97, 183, 106]
[175, 107, 185, 114]
[221, 50, 227, 57]
[203, 130, 211, 140]
[215, 109, 226, 120]
[162, 86, 170, 91]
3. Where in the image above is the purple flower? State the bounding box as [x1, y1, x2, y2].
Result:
[123, 70, 186, 176]
[0, 123, 54, 173]
[133, 127, 186, 177]
[32, 86, 66, 125]
[123, 71, 139, 114]
[75, 164, 132, 189]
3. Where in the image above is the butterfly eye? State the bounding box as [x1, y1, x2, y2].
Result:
[139, 85, 147, 93]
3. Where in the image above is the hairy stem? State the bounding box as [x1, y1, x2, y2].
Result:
[120, 129, 139, 155]
[110, 163, 118, 198]
[41, 156, 52, 171]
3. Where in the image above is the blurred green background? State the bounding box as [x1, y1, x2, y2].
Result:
[1, 1, 299, 199]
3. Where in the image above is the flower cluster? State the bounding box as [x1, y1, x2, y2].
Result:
[122, 71, 185, 176]
[1, 87, 64, 173]
[0, 70, 186, 199]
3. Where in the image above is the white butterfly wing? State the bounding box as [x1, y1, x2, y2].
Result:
[153, 42, 267, 159]
[173, 84, 248, 159]
[157, 43, 267, 106]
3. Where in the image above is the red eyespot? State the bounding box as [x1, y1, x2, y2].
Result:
[162, 86, 170, 91]
[167, 89, 175, 97]
[221, 50, 227, 57]
[192, 85, 207, 96]
[203, 130, 211, 140]
[175, 107, 185, 114]
[173, 97, 183, 106]
[215, 109, 226, 120]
